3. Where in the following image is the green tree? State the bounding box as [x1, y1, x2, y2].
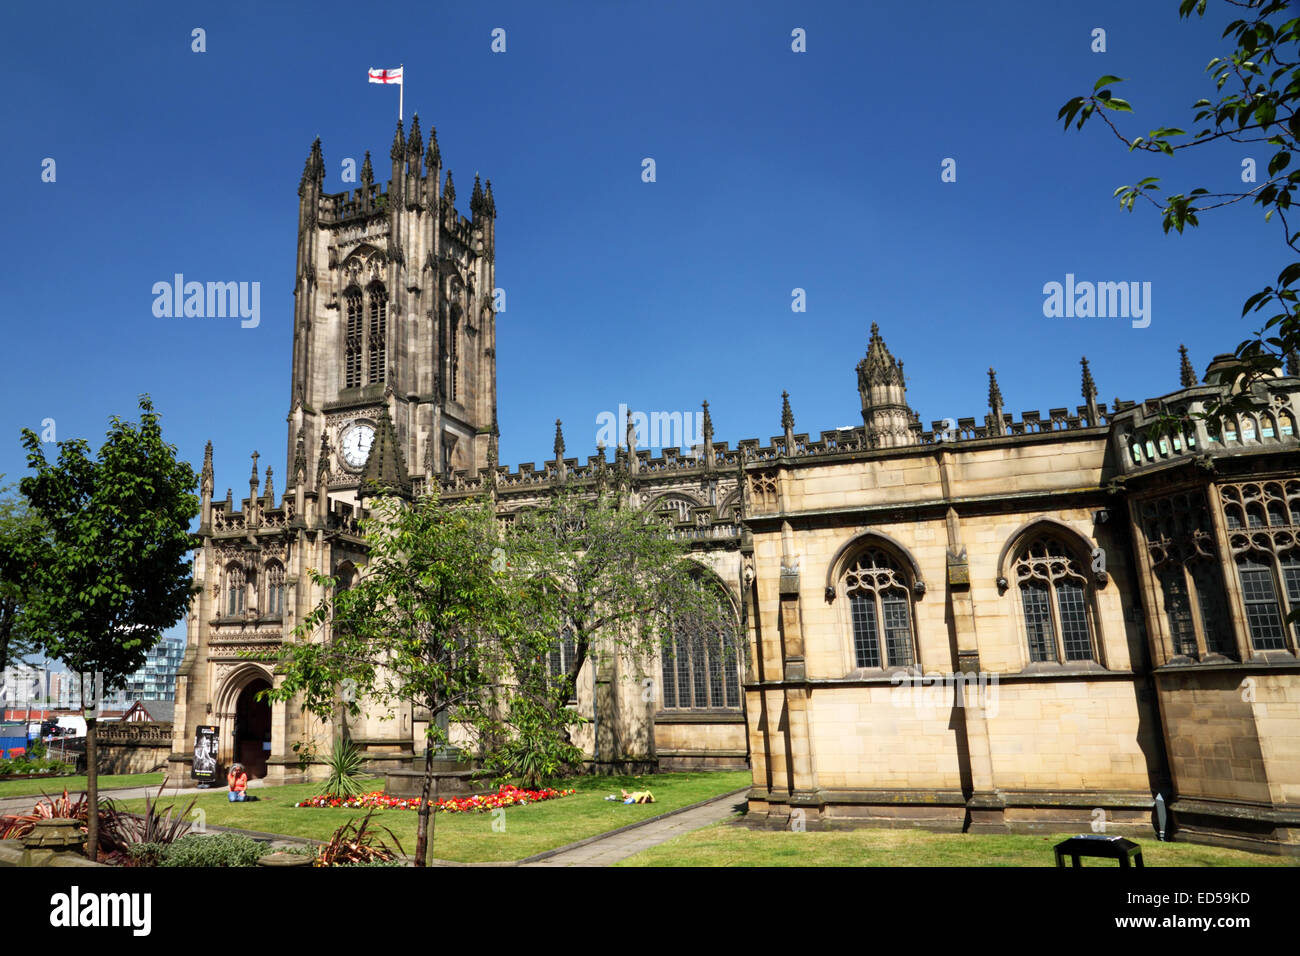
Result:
[0, 484, 45, 675]
[266, 491, 544, 867]
[16, 396, 199, 859]
[506, 488, 740, 762]
[1059, 0, 1299, 418]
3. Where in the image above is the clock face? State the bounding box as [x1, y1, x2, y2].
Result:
[340, 422, 376, 470]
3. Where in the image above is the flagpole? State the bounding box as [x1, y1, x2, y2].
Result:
[399, 63, 404, 123]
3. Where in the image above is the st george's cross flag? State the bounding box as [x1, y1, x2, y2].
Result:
[368, 66, 404, 120]
[368, 66, 403, 85]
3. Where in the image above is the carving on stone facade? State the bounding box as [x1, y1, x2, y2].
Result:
[748, 471, 778, 512]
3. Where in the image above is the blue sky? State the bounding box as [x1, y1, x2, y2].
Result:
[0, 1, 1280, 647]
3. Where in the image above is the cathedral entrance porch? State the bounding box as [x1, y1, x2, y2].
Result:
[234, 679, 272, 779]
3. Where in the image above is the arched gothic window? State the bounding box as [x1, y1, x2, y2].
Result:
[660, 588, 742, 710]
[265, 561, 286, 618]
[1221, 480, 1300, 653]
[1012, 537, 1098, 663]
[1141, 492, 1234, 660]
[344, 288, 363, 389]
[367, 282, 387, 385]
[225, 563, 246, 617]
[843, 548, 916, 669]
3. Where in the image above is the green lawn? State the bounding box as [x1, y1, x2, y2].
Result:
[617, 820, 1298, 867]
[0, 772, 166, 800]
[119, 771, 750, 863]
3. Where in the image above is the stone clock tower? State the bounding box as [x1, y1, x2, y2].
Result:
[167, 120, 501, 786]
[286, 116, 498, 505]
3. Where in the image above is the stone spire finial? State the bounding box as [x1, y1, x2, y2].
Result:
[250, 451, 260, 486]
[781, 391, 796, 453]
[856, 323, 915, 449]
[471, 174, 485, 218]
[298, 138, 323, 195]
[1179, 344, 1197, 388]
[859, 323, 904, 389]
[988, 368, 1004, 411]
[553, 419, 565, 459]
[360, 151, 373, 189]
[484, 179, 496, 218]
[293, 428, 307, 482]
[263, 467, 274, 503]
[987, 368, 1005, 436]
[406, 114, 422, 159]
[390, 119, 405, 162]
[1081, 356, 1100, 425]
[425, 126, 441, 172]
[316, 433, 332, 482]
[701, 400, 714, 469]
[201, 440, 214, 496]
[594, 441, 608, 495]
[442, 170, 456, 205]
[359, 405, 412, 499]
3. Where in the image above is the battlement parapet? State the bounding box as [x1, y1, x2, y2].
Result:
[1111, 379, 1299, 477]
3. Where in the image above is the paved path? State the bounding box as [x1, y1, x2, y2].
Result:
[520, 788, 746, 867]
[0, 779, 263, 816]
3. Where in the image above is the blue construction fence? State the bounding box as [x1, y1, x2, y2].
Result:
[0, 721, 29, 758]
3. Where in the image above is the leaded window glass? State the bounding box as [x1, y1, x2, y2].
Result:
[660, 590, 742, 710]
[1239, 557, 1286, 650]
[265, 561, 285, 617]
[1221, 480, 1300, 656]
[843, 549, 916, 669]
[1160, 568, 1197, 658]
[225, 564, 246, 617]
[1143, 491, 1236, 661]
[1012, 536, 1097, 664]
[548, 627, 577, 701]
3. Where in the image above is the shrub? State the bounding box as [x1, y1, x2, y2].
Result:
[0, 755, 73, 776]
[104, 784, 196, 849]
[126, 843, 168, 868]
[322, 736, 368, 799]
[481, 697, 584, 788]
[315, 811, 404, 867]
[0, 788, 95, 841]
[161, 833, 269, 868]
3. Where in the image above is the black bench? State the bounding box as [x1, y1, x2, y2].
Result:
[1054, 834, 1144, 867]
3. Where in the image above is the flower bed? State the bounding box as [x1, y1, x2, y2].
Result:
[294, 783, 576, 813]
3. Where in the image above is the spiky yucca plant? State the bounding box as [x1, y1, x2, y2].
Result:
[322, 736, 368, 799]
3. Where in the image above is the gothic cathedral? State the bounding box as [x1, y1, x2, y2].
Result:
[171, 120, 1300, 855]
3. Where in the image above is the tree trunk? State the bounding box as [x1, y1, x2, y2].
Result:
[414, 739, 433, 867]
[85, 716, 98, 861]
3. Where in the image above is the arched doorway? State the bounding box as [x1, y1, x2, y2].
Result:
[234, 679, 272, 779]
